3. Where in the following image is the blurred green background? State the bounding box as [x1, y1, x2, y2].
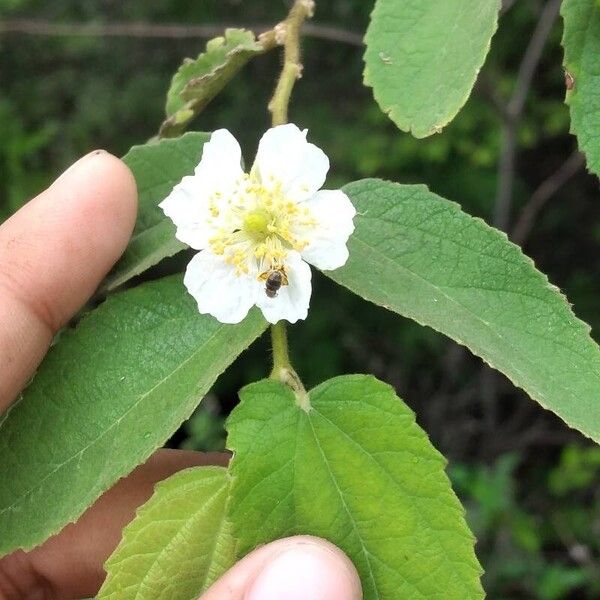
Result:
[1, 1, 599, 597]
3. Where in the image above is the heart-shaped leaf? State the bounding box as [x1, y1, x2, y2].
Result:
[227, 376, 483, 599]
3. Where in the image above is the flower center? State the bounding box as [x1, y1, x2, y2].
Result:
[243, 209, 272, 241]
[208, 173, 317, 277]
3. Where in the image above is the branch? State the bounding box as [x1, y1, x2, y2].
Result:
[511, 151, 586, 246]
[501, 0, 518, 14]
[492, 0, 562, 231]
[0, 19, 363, 46]
[507, 0, 562, 120]
[267, 0, 313, 402]
[269, 0, 314, 125]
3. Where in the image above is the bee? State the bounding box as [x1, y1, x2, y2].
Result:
[259, 266, 289, 298]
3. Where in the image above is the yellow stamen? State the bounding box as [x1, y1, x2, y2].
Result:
[207, 172, 316, 277]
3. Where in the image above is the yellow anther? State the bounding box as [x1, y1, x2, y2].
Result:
[204, 171, 319, 276]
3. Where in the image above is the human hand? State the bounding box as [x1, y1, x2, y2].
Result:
[0, 151, 362, 600]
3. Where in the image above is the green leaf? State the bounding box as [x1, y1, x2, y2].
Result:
[228, 376, 483, 599]
[327, 179, 600, 442]
[160, 29, 265, 138]
[0, 275, 266, 555]
[102, 132, 210, 293]
[99, 466, 234, 600]
[364, 0, 501, 138]
[561, 0, 600, 176]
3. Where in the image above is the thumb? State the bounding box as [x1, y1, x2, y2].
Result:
[200, 535, 362, 600]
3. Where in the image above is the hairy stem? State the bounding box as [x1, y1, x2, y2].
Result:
[270, 322, 310, 411]
[266, 1, 314, 410]
[270, 321, 291, 374]
[268, 0, 314, 126]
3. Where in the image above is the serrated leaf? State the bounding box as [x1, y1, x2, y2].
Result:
[326, 179, 600, 442]
[0, 275, 266, 556]
[99, 466, 234, 600]
[102, 132, 210, 293]
[364, 0, 501, 138]
[228, 376, 483, 599]
[561, 0, 600, 177]
[160, 29, 265, 138]
[166, 29, 262, 117]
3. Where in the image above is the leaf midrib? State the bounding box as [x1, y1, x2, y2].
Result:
[132, 484, 225, 600]
[346, 235, 532, 382]
[197, 489, 231, 593]
[346, 229, 600, 406]
[305, 412, 382, 600]
[314, 406, 479, 575]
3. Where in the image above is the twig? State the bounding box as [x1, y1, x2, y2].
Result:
[501, 0, 519, 14]
[508, 0, 561, 120]
[493, 0, 562, 231]
[0, 19, 363, 46]
[269, 0, 314, 125]
[511, 151, 586, 245]
[267, 0, 314, 406]
[475, 74, 510, 121]
[494, 124, 518, 231]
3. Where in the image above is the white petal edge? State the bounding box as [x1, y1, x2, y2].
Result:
[299, 189, 356, 271]
[159, 129, 244, 250]
[159, 176, 213, 250]
[252, 124, 330, 202]
[256, 251, 312, 324]
[194, 129, 243, 189]
[183, 251, 260, 324]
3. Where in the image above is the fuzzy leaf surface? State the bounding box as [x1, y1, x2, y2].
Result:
[228, 376, 483, 600]
[0, 275, 266, 555]
[364, 0, 501, 137]
[99, 466, 234, 600]
[327, 179, 600, 442]
[561, 0, 600, 176]
[102, 132, 209, 292]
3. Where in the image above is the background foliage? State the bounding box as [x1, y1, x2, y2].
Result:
[1, 0, 599, 597]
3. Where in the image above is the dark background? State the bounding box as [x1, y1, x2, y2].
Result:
[1, 0, 599, 597]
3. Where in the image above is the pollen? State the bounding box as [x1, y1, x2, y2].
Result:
[206, 172, 315, 277]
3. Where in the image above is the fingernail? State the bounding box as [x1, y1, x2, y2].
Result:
[52, 149, 108, 186]
[245, 544, 362, 600]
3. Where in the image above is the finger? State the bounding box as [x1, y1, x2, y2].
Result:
[0, 150, 137, 411]
[0, 449, 229, 599]
[201, 535, 362, 600]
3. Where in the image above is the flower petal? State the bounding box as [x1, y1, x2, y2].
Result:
[159, 129, 244, 250]
[252, 124, 329, 201]
[183, 251, 259, 324]
[194, 129, 243, 188]
[298, 190, 356, 270]
[256, 252, 312, 324]
[159, 176, 213, 250]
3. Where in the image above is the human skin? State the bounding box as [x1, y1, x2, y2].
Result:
[0, 151, 362, 600]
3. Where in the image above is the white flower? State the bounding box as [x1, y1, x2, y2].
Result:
[159, 124, 356, 324]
